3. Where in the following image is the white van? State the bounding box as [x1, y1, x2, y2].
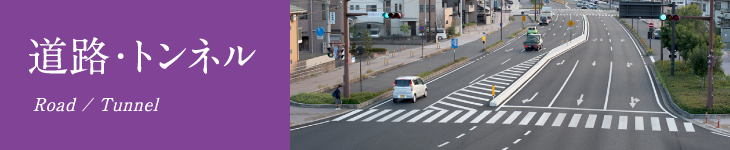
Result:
[392, 76, 427, 103]
[419, 28, 447, 40]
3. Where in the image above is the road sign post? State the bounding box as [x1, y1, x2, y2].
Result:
[567, 20, 574, 43]
[452, 39, 458, 62]
[316, 27, 324, 39]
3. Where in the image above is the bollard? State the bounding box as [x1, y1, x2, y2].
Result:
[705, 112, 708, 123]
[718, 117, 721, 128]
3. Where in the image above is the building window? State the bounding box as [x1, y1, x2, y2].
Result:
[716, 2, 721, 10]
[431, 5, 435, 12]
[400, 4, 403, 11]
[425, 5, 429, 13]
[386, 1, 391, 12]
[421, 5, 424, 12]
[291, 59, 292, 64]
[323, 4, 327, 20]
[367, 5, 376, 12]
[356, 5, 360, 10]
[703, 4, 707, 12]
[395, 4, 399, 12]
[299, 13, 308, 19]
[350, 5, 353, 10]
[290, 49, 292, 54]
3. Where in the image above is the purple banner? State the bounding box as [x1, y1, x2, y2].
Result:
[0, 0, 288, 149]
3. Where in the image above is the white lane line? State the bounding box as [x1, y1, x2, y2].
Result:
[609, 39, 611, 42]
[501, 105, 672, 114]
[456, 133, 465, 138]
[290, 121, 330, 131]
[519, 112, 537, 125]
[362, 109, 392, 122]
[548, 60, 579, 107]
[610, 46, 613, 51]
[535, 112, 552, 126]
[438, 142, 450, 147]
[503, 147, 509, 150]
[469, 74, 486, 84]
[407, 110, 434, 122]
[426, 61, 475, 84]
[602, 115, 613, 129]
[568, 114, 582, 127]
[470, 126, 478, 131]
[552, 113, 567, 127]
[392, 110, 419, 122]
[502, 111, 523, 124]
[524, 130, 532, 135]
[455, 110, 477, 123]
[377, 109, 405, 122]
[332, 109, 363, 121]
[651, 117, 661, 131]
[666, 118, 678, 132]
[711, 132, 730, 137]
[618, 116, 628, 130]
[499, 71, 521, 76]
[460, 89, 493, 97]
[683, 122, 695, 132]
[423, 110, 449, 123]
[488, 77, 515, 82]
[347, 109, 378, 121]
[635, 116, 645, 130]
[369, 99, 391, 109]
[585, 114, 597, 128]
[502, 58, 512, 65]
[486, 111, 508, 124]
[471, 110, 492, 123]
[473, 82, 506, 88]
[452, 93, 491, 101]
[604, 61, 613, 110]
[513, 139, 522, 144]
[467, 85, 501, 92]
[439, 110, 463, 123]
[445, 97, 484, 106]
[482, 80, 510, 85]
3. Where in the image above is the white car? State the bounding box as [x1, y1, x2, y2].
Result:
[392, 76, 427, 103]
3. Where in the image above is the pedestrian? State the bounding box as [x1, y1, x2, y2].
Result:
[332, 85, 342, 110]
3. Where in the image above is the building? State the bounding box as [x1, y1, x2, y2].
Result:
[291, 0, 347, 57]
[349, 0, 386, 37]
[291, 5, 306, 73]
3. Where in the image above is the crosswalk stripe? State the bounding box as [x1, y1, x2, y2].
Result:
[585, 114, 597, 128]
[683, 122, 695, 132]
[437, 101, 477, 110]
[568, 114, 582, 127]
[393, 110, 419, 122]
[407, 110, 433, 122]
[428, 106, 447, 111]
[499, 72, 521, 76]
[486, 111, 507, 124]
[455, 110, 477, 123]
[459, 89, 493, 97]
[635, 116, 644, 130]
[535, 112, 552, 126]
[362, 109, 392, 122]
[519, 112, 537, 125]
[503, 111, 523, 124]
[347, 109, 378, 121]
[423, 110, 448, 123]
[493, 74, 518, 79]
[473, 82, 506, 88]
[666, 118, 678, 132]
[552, 113, 567, 127]
[332, 109, 363, 121]
[444, 97, 484, 106]
[488, 77, 515, 82]
[618, 116, 628, 130]
[377, 109, 404, 122]
[466, 85, 501, 93]
[482, 80, 510, 85]
[651, 117, 661, 131]
[471, 110, 492, 123]
[602, 115, 612, 129]
[439, 110, 463, 123]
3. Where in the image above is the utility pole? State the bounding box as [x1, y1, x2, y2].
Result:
[310, 0, 314, 54]
[325, 0, 331, 54]
[660, 0, 663, 61]
[343, 0, 351, 98]
[708, 0, 715, 108]
[671, 2, 675, 76]
[501, 0, 503, 40]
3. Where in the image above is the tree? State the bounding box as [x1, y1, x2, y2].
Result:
[400, 24, 411, 36]
[351, 29, 372, 55]
[349, 26, 359, 37]
[659, 4, 706, 62]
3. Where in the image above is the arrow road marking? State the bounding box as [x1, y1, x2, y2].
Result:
[592, 61, 596, 66]
[593, 38, 597, 41]
[522, 92, 539, 103]
[506, 48, 514, 52]
[557, 60, 565, 65]
[630, 97, 640, 108]
[627, 62, 632, 68]
[577, 94, 584, 106]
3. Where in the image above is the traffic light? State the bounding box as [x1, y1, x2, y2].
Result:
[356, 46, 365, 56]
[672, 14, 680, 21]
[382, 12, 389, 18]
[386, 12, 403, 19]
[659, 14, 667, 21]
[662, 14, 681, 21]
[481, 37, 486, 44]
[327, 47, 334, 58]
[338, 48, 345, 60]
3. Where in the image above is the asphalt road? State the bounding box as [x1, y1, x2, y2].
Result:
[291, 2, 730, 150]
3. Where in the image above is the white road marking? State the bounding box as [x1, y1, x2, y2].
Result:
[347, 109, 378, 121]
[470, 126, 478, 131]
[513, 139, 521, 144]
[392, 110, 419, 122]
[445, 97, 484, 106]
[407, 110, 434, 122]
[604, 61, 612, 110]
[452, 92, 491, 101]
[651, 117, 661, 131]
[377, 109, 405, 122]
[471, 110, 492, 123]
[482, 80, 510, 85]
[369, 99, 391, 109]
[519, 112, 537, 125]
[290, 121, 330, 131]
[610, 46, 612, 51]
[502, 111, 523, 124]
[502, 58, 511, 65]
[439, 110, 463, 123]
[548, 60, 579, 107]
[469, 74, 486, 84]
[552, 113, 567, 127]
[426, 61, 475, 84]
[437, 101, 477, 111]
[635, 116, 645, 130]
[503, 69, 525, 74]
[332, 109, 363, 121]
[683, 122, 695, 132]
[568, 114, 582, 127]
[711, 132, 730, 137]
[585, 114, 597, 128]
[524, 130, 531, 136]
[488, 77, 515, 82]
[666, 118, 678, 132]
[500, 105, 671, 114]
[456, 133, 465, 138]
[455, 110, 477, 123]
[473, 82, 506, 88]
[510, 67, 528, 71]
[486, 111, 508, 124]
[503, 147, 509, 150]
[499, 71, 521, 76]
[467, 85, 501, 93]
[493, 74, 518, 79]
[362, 109, 392, 122]
[602, 115, 613, 129]
[618, 116, 628, 129]
[438, 142, 449, 147]
[423, 110, 448, 123]
[535, 112, 552, 126]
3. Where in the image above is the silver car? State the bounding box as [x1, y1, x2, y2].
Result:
[392, 76, 427, 103]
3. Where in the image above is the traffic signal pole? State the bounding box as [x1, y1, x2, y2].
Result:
[709, 0, 715, 108]
[343, 0, 350, 98]
[670, 3, 675, 77]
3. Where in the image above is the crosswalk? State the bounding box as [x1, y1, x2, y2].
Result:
[554, 9, 614, 11]
[331, 109, 697, 132]
[554, 14, 613, 16]
[425, 54, 546, 111]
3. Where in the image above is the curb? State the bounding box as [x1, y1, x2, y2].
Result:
[290, 109, 354, 127]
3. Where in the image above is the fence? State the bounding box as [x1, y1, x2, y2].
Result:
[351, 36, 428, 45]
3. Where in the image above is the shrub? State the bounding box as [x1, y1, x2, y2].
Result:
[290, 87, 393, 104]
[368, 47, 387, 53]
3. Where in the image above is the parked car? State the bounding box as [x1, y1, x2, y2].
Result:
[582, 5, 588, 9]
[392, 76, 427, 103]
[508, 1, 514, 4]
[494, 6, 502, 11]
[653, 29, 661, 39]
[589, 4, 597, 9]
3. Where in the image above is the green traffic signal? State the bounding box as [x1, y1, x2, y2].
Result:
[659, 14, 666, 21]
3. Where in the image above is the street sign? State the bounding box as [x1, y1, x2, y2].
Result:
[567, 20, 575, 27]
[368, 12, 384, 18]
[330, 12, 336, 24]
[522, 16, 525, 21]
[618, 2, 663, 19]
[649, 23, 654, 28]
[419, 26, 424, 31]
[451, 39, 458, 48]
[316, 27, 324, 39]
[500, 23, 503, 27]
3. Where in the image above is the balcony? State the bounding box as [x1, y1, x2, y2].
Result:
[467, 5, 475, 12]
